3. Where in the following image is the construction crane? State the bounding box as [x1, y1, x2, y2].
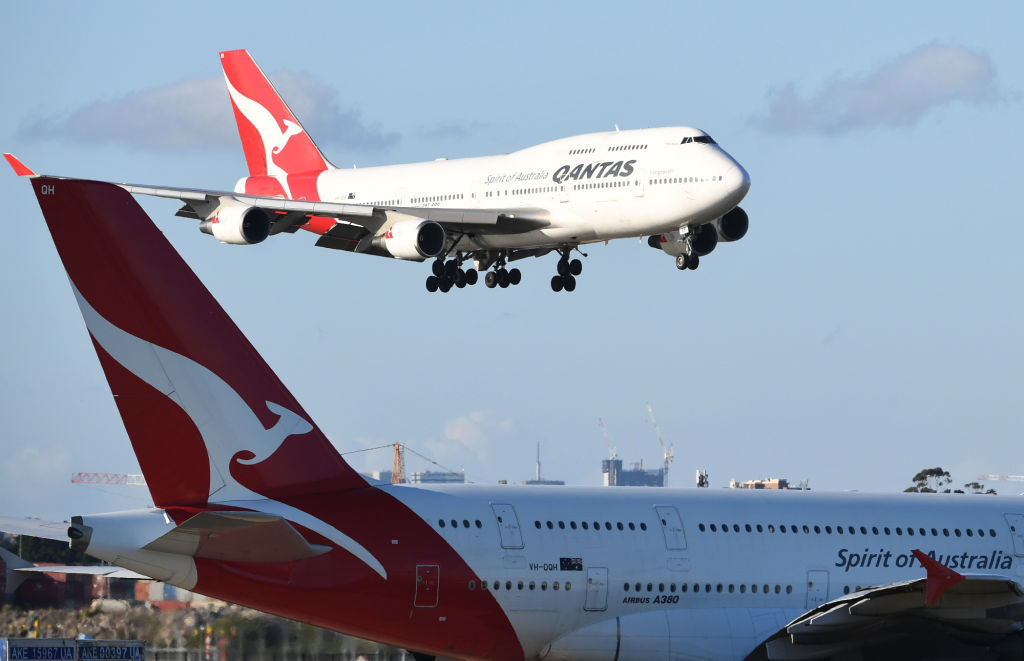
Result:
[71, 472, 147, 486]
[978, 474, 1024, 482]
[392, 442, 406, 484]
[598, 418, 617, 459]
[646, 403, 674, 487]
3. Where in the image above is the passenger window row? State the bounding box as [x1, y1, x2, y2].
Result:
[437, 519, 483, 529]
[696, 522, 997, 538]
[609, 145, 648, 151]
[413, 193, 465, 204]
[471, 580, 572, 592]
[569, 148, 595, 155]
[533, 519, 648, 532]
[623, 581, 793, 595]
[649, 176, 723, 185]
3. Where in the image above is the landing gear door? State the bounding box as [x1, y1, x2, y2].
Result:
[491, 503, 524, 549]
[654, 505, 687, 550]
[584, 566, 608, 611]
[1005, 513, 1024, 556]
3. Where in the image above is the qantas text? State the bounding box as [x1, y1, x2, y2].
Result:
[552, 160, 636, 184]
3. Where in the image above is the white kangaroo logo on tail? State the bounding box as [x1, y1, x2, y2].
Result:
[73, 286, 386, 579]
[224, 76, 305, 198]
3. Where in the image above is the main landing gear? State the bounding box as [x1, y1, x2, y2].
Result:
[550, 248, 584, 292]
[483, 252, 521, 289]
[425, 252, 521, 292]
[425, 256, 477, 293]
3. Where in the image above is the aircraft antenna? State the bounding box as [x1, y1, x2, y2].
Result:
[647, 403, 673, 487]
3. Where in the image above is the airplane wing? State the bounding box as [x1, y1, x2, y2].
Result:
[121, 183, 551, 248]
[5, 155, 552, 257]
[762, 551, 1024, 660]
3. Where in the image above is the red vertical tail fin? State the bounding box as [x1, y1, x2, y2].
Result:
[28, 177, 366, 509]
[220, 49, 332, 199]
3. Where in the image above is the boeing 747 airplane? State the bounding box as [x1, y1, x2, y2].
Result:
[3, 166, 1023, 660]
[9, 49, 752, 293]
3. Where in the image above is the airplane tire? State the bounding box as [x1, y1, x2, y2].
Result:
[432, 260, 445, 277]
[509, 268, 522, 285]
[551, 276, 564, 292]
[569, 259, 582, 276]
[557, 259, 570, 277]
[455, 270, 466, 287]
[465, 269, 478, 285]
[675, 254, 688, 270]
[426, 276, 439, 292]
[445, 260, 459, 277]
[439, 277, 452, 293]
[485, 271, 498, 288]
[498, 269, 510, 288]
[563, 275, 577, 292]
[687, 255, 700, 270]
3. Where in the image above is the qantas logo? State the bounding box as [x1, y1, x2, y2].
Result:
[71, 285, 387, 579]
[552, 159, 636, 184]
[223, 76, 304, 198]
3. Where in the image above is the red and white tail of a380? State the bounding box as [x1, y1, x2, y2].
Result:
[4, 164, 1024, 659]
[11, 49, 753, 293]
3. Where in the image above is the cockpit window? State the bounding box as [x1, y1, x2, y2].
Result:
[681, 136, 716, 145]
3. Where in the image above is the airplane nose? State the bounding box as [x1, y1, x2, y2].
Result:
[724, 163, 751, 199]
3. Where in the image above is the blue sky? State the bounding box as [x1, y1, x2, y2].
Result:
[1, 2, 1022, 520]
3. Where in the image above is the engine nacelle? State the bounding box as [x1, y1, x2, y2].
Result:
[199, 204, 271, 245]
[649, 223, 718, 257]
[375, 219, 446, 260]
[714, 206, 749, 242]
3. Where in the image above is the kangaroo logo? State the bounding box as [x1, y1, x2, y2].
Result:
[72, 285, 386, 579]
[224, 76, 305, 198]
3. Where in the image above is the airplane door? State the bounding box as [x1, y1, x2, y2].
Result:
[491, 503, 524, 549]
[633, 168, 645, 197]
[559, 184, 569, 203]
[654, 505, 687, 550]
[584, 566, 608, 611]
[414, 564, 439, 608]
[805, 570, 829, 609]
[1005, 514, 1024, 556]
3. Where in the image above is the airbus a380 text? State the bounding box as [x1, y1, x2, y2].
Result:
[3, 165, 1024, 660]
[20, 49, 753, 293]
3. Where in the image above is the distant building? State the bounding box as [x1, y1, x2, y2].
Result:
[370, 470, 466, 484]
[729, 477, 809, 490]
[602, 459, 664, 487]
[409, 471, 465, 484]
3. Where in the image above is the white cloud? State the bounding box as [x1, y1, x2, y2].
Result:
[756, 44, 997, 135]
[20, 72, 400, 152]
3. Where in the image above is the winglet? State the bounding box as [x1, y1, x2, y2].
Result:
[4, 153, 37, 177]
[912, 549, 965, 605]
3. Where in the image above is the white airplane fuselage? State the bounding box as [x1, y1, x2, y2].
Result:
[271, 126, 750, 251]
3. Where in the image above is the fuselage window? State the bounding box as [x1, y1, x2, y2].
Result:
[438, 519, 445, 528]
[908, 528, 915, 536]
[450, 519, 457, 528]
[860, 526, 867, 535]
[966, 528, 974, 537]
[872, 526, 879, 535]
[529, 581, 535, 591]
[768, 524, 775, 533]
[546, 521, 554, 529]
[814, 525, 821, 534]
[534, 521, 541, 529]
[475, 520, 482, 528]
[605, 522, 612, 531]
[721, 523, 728, 533]
[955, 529, 962, 537]
[623, 582, 630, 592]
[745, 524, 753, 532]
[931, 528, 938, 536]
[756, 524, 764, 532]
[710, 524, 717, 532]
[780, 525, 787, 533]
[617, 522, 624, 530]
[558, 521, 565, 529]
[659, 583, 665, 592]
[733, 524, 741, 532]
[896, 528, 903, 536]
[640, 522, 647, 531]
[553, 581, 560, 590]
[884, 527, 891, 535]
[629, 522, 636, 531]
[990, 529, 997, 537]
[570, 521, 578, 530]
[463, 519, 470, 528]
[505, 581, 512, 590]
[647, 582, 653, 592]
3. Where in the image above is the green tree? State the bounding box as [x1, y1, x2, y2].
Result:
[905, 467, 952, 493]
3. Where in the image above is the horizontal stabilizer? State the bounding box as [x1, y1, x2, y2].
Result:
[15, 565, 148, 580]
[143, 510, 330, 563]
[0, 516, 71, 542]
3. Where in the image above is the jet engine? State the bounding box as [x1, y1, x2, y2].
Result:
[199, 204, 271, 245]
[649, 223, 718, 257]
[714, 206, 749, 242]
[375, 219, 447, 260]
